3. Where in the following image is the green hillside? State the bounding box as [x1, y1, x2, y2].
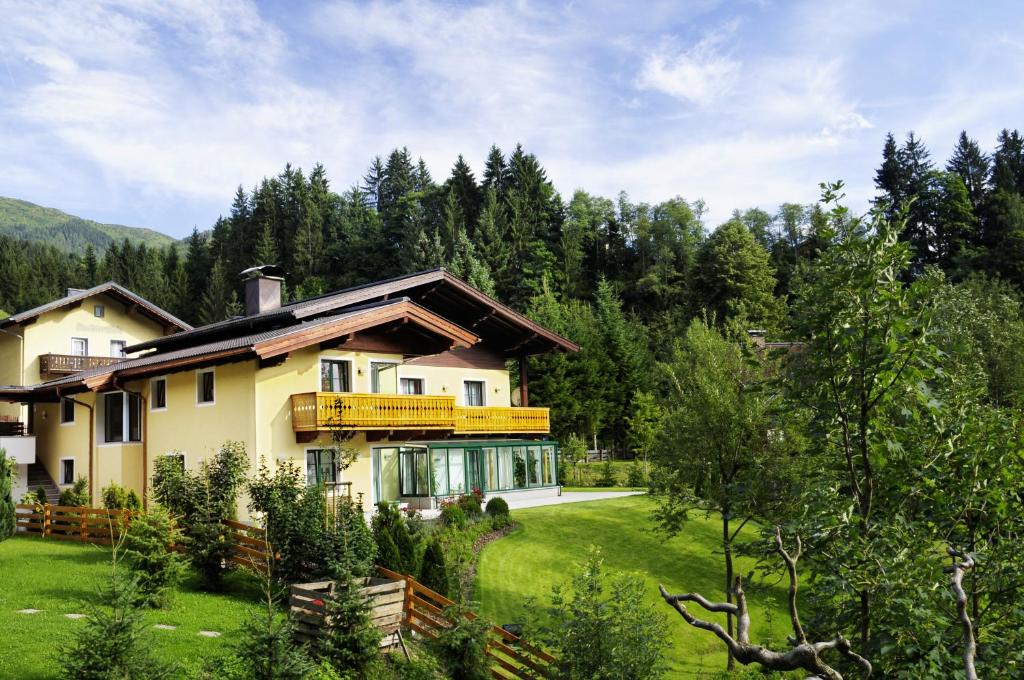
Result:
[0, 196, 178, 254]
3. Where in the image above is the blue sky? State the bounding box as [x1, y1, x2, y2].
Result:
[1, 1, 1023, 238]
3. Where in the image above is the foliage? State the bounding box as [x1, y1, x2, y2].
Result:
[34, 485, 47, 506]
[560, 433, 588, 485]
[371, 502, 420, 576]
[122, 506, 185, 607]
[248, 460, 376, 584]
[456, 490, 483, 519]
[0, 450, 14, 540]
[102, 482, 142, 511]
[430, 604, 491, 680]
[594, 460, 616, 487]
[536, 548, 669, 680]
[418, 538, 452, 600]
[625, 461, 646, 488]
[59, 476, 89, 507]
[439, 503, 467, 529]
[315, 568, 381, 676]
[58, 531, 172, 679]
[150, 441, 249, 590]
[484, 496, 509, 518]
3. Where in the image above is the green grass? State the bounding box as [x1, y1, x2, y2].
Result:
[474, 495, 787, 677]
[561, 486, 646, 492]
[0, 535, 261, 679]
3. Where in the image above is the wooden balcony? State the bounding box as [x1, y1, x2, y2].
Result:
[39, 353, 122, 376]
[290, 392, 550, 437]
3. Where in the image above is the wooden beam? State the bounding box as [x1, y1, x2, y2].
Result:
[519, 354, 529, 407]
[259, 353, 290, 369]
[506, 333, 539, 354]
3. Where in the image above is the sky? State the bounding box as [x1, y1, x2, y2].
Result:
[1, 0, 1023, 238]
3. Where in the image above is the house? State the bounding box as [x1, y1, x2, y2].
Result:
[0, 268, 578, 515]
[0, 283, 191, 502]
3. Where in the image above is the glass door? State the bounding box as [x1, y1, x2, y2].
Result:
[466, 448, 486, 493]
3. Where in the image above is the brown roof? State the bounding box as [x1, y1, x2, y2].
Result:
[0, 282, 191, 332]
[126, 269, 578, 357]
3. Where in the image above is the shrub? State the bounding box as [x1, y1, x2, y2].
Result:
[595, 460, 617, 487]
[371, 502, 419, 576]
[122, 506, 185, 607]
[235, 600, 313, 680]
[457, 493, 483, 519]
[419, 538, 451, 598]
[626, 461, 646, 488]
[0, 451, 14, 540]
[431, 604, 491, 680]
[102, 482, 142, 511]
[316, 567, 381, 675]
[440, 503, 467, 529]
[536, 548, 669, 680]
[484, 496, 509, 518]
[59, 476, 89, 506]
[34, 485, 48, 506]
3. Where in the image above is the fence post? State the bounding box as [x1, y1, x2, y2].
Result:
[42, 503, 51, 538]
[80, 509, 87, 542]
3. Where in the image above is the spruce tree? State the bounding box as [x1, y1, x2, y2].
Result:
[449, 154, 482, 233]
[991, 128, 1024, 194]
[947, 131, 990, 211]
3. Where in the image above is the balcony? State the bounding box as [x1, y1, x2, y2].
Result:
[290, 392, 550, 437]
[0, 420, 35, 464]
[39, 353, 122, 376]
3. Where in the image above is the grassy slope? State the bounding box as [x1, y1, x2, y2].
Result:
[0, 535, 260, 679]
[0, 196, 177, 254]
[474, 495, 787, 678]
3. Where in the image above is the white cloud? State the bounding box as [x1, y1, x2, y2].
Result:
[635, 27, 741, 106]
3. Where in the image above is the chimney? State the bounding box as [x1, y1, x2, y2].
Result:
[241, 265, 285, 316]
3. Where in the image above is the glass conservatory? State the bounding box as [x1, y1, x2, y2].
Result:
[372, 440, 559, 505]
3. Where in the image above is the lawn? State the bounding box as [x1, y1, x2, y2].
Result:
[0, 535, 261, 679]
[474, 495, 788, 678]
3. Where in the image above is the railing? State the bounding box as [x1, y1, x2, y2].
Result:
[291, 392, 550, 435]
[15, 504, 131, 544]
[0, 420, 24, 436]
[377, 565, 556, 678]
[39, 353, 122, 375]
[454, 406, 550, 434]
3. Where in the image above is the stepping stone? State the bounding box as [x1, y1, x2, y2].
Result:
[198, 630, 221, 638]
[15, 609, 41, 614]
[153, 624, 177, 630]
[65, 613, 87, 620]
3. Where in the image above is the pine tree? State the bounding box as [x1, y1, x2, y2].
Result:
[991, 128, 1024, 194]
[874, 132, 907, 223]
[316, 568, 381, 674]
[947, 131, 990, 211]
[362, 156, 386, 209]
[83, 245, 98, 286]
[253, 223, 278, 266]
[482, 145, 508, 197]
[448, 154, 482, 234]
[198, 258, 237, 325]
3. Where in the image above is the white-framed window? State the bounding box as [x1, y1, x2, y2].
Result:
[151, 377, 167, 411]
[110, 340, 127, 358]
[71, 337, 88, 357]
[464, 380, 485, 406]
[60, 397, 75, 424]
[370, 361, 398, 394]
[94, 304, 105, 318]
[320, 359, 351, 392]
[102, 391, 142, 443]
[196, 368, 215, 405]
[400, 377, 425, 395]
[59, 457, 75, 485]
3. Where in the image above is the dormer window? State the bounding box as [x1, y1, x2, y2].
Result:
[94, 304, 105, 318]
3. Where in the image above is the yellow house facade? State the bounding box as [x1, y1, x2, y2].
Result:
[2, 268, 576, 517]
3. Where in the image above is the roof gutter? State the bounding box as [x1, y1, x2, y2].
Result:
[56, 387, 95, 506]
[113, 377, 148, 509]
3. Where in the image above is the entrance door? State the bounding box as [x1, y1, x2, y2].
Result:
[466, 448, 486, 493]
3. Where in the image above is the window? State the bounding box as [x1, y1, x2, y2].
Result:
[197, 369, 215, 404]
[528, 446, 542, 486]
[399, 447, 430, 496]
[71, 338, 88, 357]
[110, 340, 127, 358]
[93, 304, 105, 318]
[60, 397, 75, 424]
[464, 380, 485, 406]
[370, 362, 398, 394]
[306, 449, 341, 486]
[447, 448, 466, 494]
[151, 378, 167, 410]
[320, 359, 351, 392]
[103, 392, 142, 443]
[431, 449, 449, 496]
[400, 377, 424, 395]
[60, 458, 75, 485]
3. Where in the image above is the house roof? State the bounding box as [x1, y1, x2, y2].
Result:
[125, 269, 578, 357]
[0, 282, 192, 332]
[0, 298, 479, 401]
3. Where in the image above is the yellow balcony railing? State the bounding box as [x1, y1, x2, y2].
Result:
[290, 392, 550, 435]
[453, 406, 550, 434]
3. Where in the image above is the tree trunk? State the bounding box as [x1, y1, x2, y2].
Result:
[723, 510, 735, 671]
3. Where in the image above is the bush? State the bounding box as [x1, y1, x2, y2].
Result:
[431, 604, 491, 680]
[457, 492, 483, 519]
[626, 461, 646, 488]
[34, 485, 48, 506]
[440, 503, 467, 529]
[59, 476, 89, 506]
[316, 568, 381, 675]
[484, 496, 509, 518]
[102, 482, 142, 511]
[0, 451, 14, 540]
[371, 502, 419, 576]
[122, 506, 185, 607]
[419, 538, 451, 599]
[594, 460, 617, 487]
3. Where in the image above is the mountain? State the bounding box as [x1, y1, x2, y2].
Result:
[0, 196, 178, 255]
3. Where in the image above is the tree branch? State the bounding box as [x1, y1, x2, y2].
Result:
[945, 547, 978, 680]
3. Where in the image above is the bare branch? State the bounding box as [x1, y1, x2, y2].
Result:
[945, 547, 978, 680]
[774, 526, 807, 645]
[658, 588, 739, 615]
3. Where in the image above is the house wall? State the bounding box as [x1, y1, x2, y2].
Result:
[33, 395, 94, 499]
[0, 332, 24, 420]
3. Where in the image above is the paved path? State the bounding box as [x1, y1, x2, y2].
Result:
[503, 490, 644, 510]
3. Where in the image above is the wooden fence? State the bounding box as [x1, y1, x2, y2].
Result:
[14, 505, 273, 573]
[290, 576, 407, 647]
[377, 566, 556, 679]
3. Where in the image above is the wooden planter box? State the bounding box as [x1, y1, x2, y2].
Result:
[290, 576, 406, 647]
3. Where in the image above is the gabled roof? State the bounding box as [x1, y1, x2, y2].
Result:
[0, 282, 192, 332]
[126, 269, 577, 357]
[0, 298, 479, 400]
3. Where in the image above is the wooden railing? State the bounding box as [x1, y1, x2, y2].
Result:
[291, 392, 550, 435]
[290, 576, 407, 646]
[39, 353, 122, 375]
[454, 406, 550, 434]
[0, 420, 25, 436]
[221, 519, 274, 574]
[378, 565, 556, 678]
[15, 504, 131, 544]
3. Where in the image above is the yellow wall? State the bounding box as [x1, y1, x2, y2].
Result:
[33, 395, 94, 500]
[0, 332, 24, 420]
